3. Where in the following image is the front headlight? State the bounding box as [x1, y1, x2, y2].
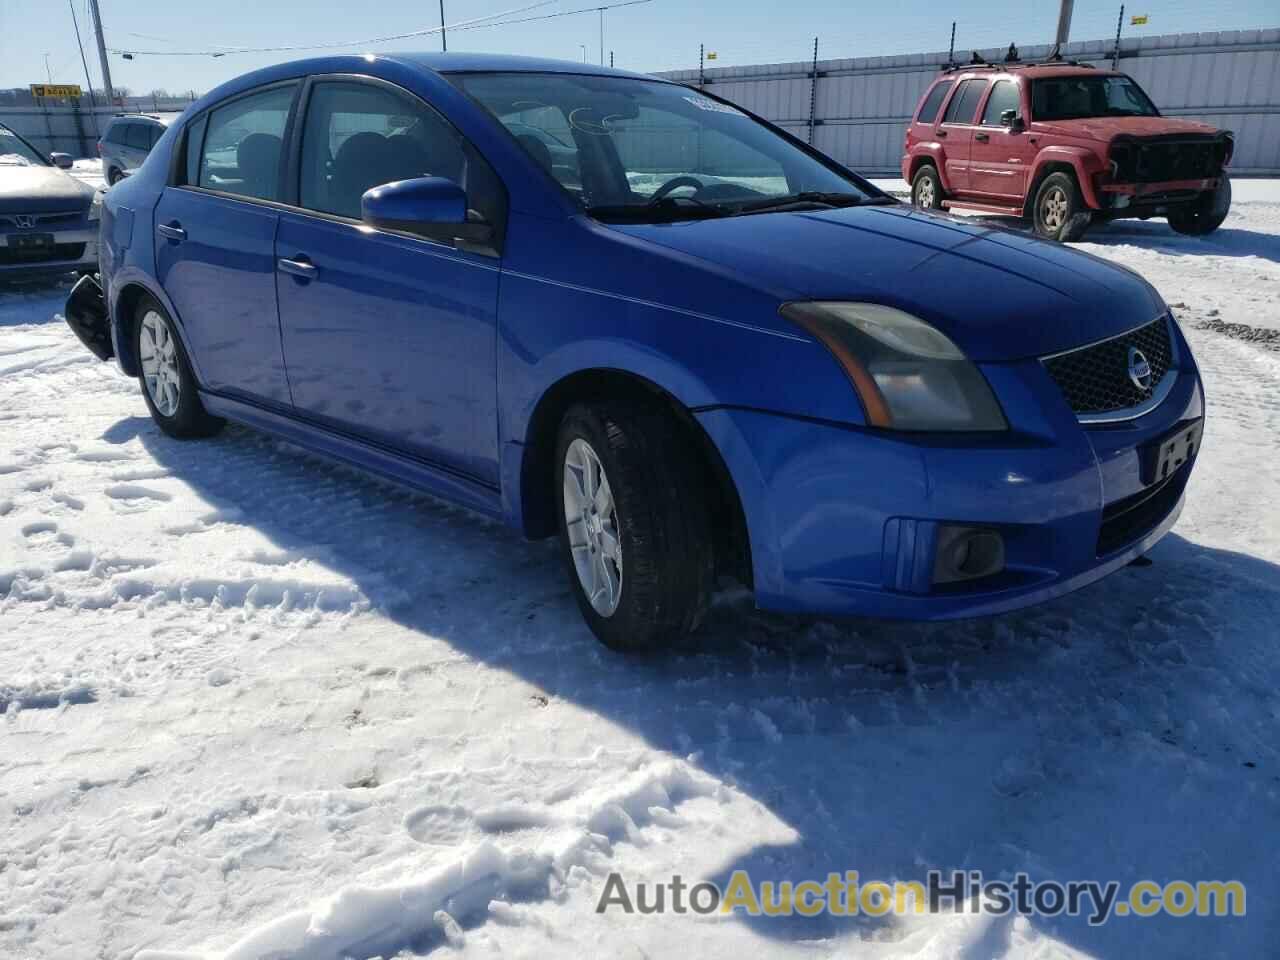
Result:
[781, 301, 1008, 431]
[87, 190, 104, 222]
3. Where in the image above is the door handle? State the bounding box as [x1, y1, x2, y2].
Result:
[937, 129, 948, 138]
[975, 132, 990, 142]
[278, 255, 318, 280]
[157, 222, 186, 242]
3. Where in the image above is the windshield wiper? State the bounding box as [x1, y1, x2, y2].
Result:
[732, 192, 886, 215]
[585, 195, 731, 223]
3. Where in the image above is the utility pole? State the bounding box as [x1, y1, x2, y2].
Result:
[699, 43, 705, 88]
[610, 50, 614, 68]
[1111, 4, 1124, 70]
[599, 7, 604, 66]
[87, 0, 115, 107]
[1054, 0, 1074, 47]
[44, 54, 53, 82]
[68, 0, 99, 118]
[948, 21, 956, 65]
[439, 0, 447, 51]
[807, 37, 818, 144]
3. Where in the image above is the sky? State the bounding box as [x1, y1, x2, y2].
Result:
[1, 0, 1276, 97]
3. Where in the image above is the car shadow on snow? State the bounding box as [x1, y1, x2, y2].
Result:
[955, 212, 1280, 264]
[113, 414, 1279, 959]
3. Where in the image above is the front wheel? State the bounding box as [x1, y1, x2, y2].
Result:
[1032, 172, 1091, 241]
[555, 402, 714, 652]
[911, 165, 944, 210]
[134, 296, 224, 439]
[1169, 178, 1231, 236]
[107, 167, 123, 186]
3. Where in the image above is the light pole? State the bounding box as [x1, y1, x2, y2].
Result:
[599, 8, 604, 66]
[579, 43, 587, 63]
[439, 0, 447, 51]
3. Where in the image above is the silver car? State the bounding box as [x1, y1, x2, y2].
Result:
[0, 123, 99, 281]
[98, 114, 176, 186]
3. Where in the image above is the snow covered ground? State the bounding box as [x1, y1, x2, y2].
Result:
[1, 183, 1278, 960]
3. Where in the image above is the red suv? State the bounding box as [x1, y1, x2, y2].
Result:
[902, 61, 1233, 241]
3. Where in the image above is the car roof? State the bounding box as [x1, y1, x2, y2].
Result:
[385, 51, 660, 81]
[110, 113, 179, 125]
[938, 64, 1122, 82]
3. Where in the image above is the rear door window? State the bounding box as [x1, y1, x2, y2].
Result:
[916, 81, 953, 124]
[942, 80, 988, 125]
[198, 84, 296, 202]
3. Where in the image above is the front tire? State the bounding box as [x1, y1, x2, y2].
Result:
[911, 164, 944, 210]
[1032, 172, 1091, 241]
[1169, 178, 1231, 236]
[555, 402, 714, 652]
[107, 167, 123, 186]
[134, 295, 224, 439]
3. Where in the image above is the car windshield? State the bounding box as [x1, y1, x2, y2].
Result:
[1031, 75, 1159, 121]
[0, 124, 47, 167]
[450, 71, 878, 221]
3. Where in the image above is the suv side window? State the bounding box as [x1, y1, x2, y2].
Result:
[104, 122, 125, 145]
[942, 80, 988, 125]
[980, 81, 1020, 126]
[125, 123, 152, 150]
[150, 124, 165, 148]
[916, 81, 953, 124]
[298, 80, 504, 230]
[198, 84, 296, 202]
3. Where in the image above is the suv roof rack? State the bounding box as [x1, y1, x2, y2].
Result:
[942, 43, 1097, 74]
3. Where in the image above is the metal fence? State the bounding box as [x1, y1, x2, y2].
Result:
[0, 96, 195, 158]
[658, 28, 1280, 177]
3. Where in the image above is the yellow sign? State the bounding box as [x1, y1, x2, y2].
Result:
[30, 83, 83, 98]
[1130, 14, 1149, 25]
[706, 52, 718, 60]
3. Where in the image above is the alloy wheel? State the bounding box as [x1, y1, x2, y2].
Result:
[139, 310, 181, 417]
[916, 177, 935, 207]
[563, 437, 623, 617]
[1041, 186, 1068, 231]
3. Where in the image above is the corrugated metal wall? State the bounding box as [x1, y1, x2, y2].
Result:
[0, 101, 192, 158]
[658, 28, 1280, 176]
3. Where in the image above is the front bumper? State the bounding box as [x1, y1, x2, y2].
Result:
[0, 223, 97, 278]
[697, 343, 1203, 620]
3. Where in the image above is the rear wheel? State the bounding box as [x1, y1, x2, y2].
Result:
[1032, 172, 1091, 241]
[1169, 178, 1231, 236]
[107, 167, 123, 186]
[134, 295, 224, 439]
[911, 164, 944, 210]
[555, 402, 713, 652]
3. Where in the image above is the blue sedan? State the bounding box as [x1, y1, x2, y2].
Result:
[65, 53, 1204, 650]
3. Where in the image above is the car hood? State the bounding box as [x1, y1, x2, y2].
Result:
[609, 204, 1164, 362]
[1031, 116, 1221, 143]
[0, 163, 94, 213]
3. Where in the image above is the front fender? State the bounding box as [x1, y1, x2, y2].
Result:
[908, 145, 952, 192]
[1029, 146, 1107, 209]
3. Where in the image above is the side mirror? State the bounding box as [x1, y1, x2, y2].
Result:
[1000, 109, 1024, 132]
[362, 176, 493, 245]
[50, 152, 74, 169]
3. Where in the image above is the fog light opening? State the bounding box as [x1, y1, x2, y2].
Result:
[933, 526, 1006, 585]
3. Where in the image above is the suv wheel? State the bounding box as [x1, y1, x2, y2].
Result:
[134, 295, 224, 439]
[555, 401, 713, 652]
[1169, 178, 1231, 236]
[911, 165, 944, 210]
[1032, 172, 1091, 242]
[107, 167, 124, 186]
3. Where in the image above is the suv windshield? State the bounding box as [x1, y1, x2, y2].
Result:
[0, 124, 47, 167]
[450, 72, 878, 221]
[1031, 75, 1159, 121]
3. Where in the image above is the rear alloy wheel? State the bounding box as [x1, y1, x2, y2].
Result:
[1032, 172, 1091, 242]
[1169, 177, 1231, 236]
[555, 402, 713, 652]
[134, 296, 224, 439]
[911, 165, 944, 210]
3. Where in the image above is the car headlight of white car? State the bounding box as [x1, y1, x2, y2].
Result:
[88, 190, 104, 222]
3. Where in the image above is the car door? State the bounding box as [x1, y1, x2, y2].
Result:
[936, 78, 989, 195]
[968, 79, 1031, 201]
[153, 82, 298, 406]
[274, 77, 504, 485]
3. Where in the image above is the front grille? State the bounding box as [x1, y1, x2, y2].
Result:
[0, 211, 82, 228]
[0, 242, 86, 265]
[1110, 136, 1228, 183]
[1042, 317, 1173, 417]
[1097, 464, 1187, 556]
